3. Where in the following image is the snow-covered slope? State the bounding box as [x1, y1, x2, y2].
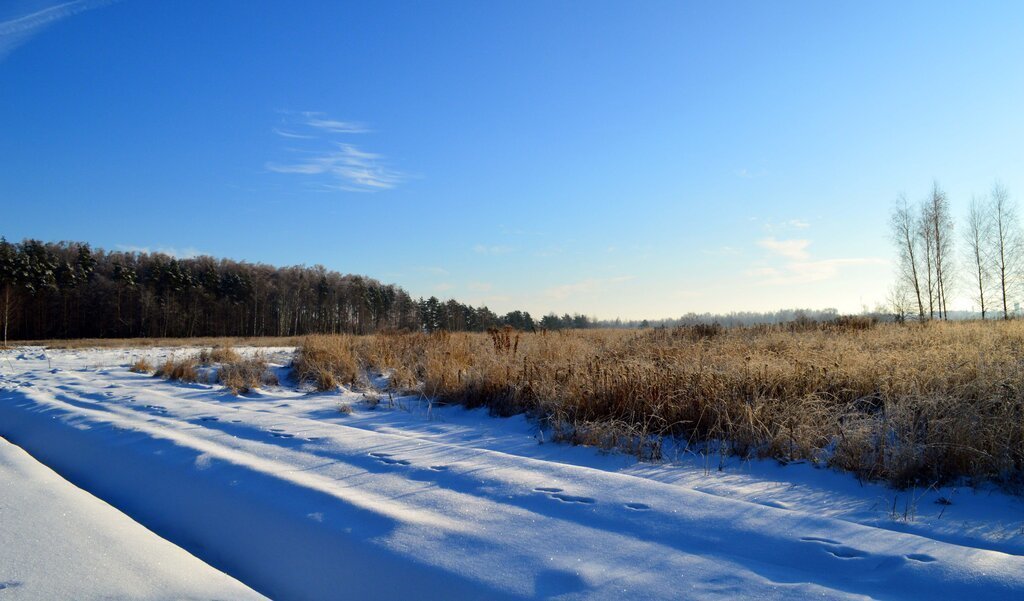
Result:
[0, 435, 263, 600]
[1, 347, 1023, 600]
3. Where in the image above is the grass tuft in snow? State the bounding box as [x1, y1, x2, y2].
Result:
[218, 356, 271, 395]
[198, 346, 241, 365]
[154, 356, 199, 382]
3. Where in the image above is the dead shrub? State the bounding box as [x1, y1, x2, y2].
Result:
[219, 356, 269, 394]
[154, 356, 199, 382]
[129, 357, 153, 373]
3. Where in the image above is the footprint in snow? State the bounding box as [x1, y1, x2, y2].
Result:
[799, 537, 868, 559]
[827, 546, 869, 559]
[534, 487, 596, 505]
[370, 452, 411, 466]
[905, 553, 937, 563]
[800, 536, 841, 545]
[624, 502, 651, 511]
[428, 465, 449, 472]
[198, 416, 219, 422]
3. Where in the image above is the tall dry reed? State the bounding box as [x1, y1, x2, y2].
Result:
[297, 321, 1024, 488]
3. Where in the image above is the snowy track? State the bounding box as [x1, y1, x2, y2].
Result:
[2, 348, 1024, 600]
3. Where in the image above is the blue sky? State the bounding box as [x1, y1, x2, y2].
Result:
[2, 1, 1023, 319]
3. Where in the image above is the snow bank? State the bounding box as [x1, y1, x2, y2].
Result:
[0, 435, 262, 600]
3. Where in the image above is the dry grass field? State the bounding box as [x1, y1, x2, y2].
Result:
[295, 321, 1024, 489]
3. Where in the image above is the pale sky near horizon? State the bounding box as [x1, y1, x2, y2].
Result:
[2, 1, 1023, 319]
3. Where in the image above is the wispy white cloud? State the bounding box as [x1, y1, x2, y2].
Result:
[750, 234, 886, 286]
[467, 282, 493, 292]
[0, 0, 119, 61]
[268, 143, 403, 191]
[735, 167, 768, 179]
[272, 128, 314, 140]
[303, 112, 369, 134]
[545, 276, 635, 300]
[749, 258, 888, 286]
[758, 237, 811, 260]
[267, 112, 404, 192]
[116, 244, 203, 259]
[472, 244, 514, 255]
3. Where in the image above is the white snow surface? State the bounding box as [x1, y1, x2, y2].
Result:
[0, 435, 263, 599]
[1, 346, 1023, 600]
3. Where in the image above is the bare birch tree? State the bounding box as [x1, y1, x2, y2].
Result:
[964, 196, 992, 319]
[923, 183, 954, 320]
[919, 203, 937, 319]
[990, 182, 1021, 319]
[890, 194, 925, 318]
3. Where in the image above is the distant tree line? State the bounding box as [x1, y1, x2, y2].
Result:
[0, 239, 599, 344]
[890, 181, 1020, 320]
[591, 308, 846, 329]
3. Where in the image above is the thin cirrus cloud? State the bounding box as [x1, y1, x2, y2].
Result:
[0, 0, 120, 61]
[266, 112, 404, 192]
[271, 128, 314, 140]
[751, 235, 887, 285]
[749, 258, 888, 286]
[303, 114, 369, 134]
[473, 244, 514, 255]
[757, 237, 811, 260]
[545, 276, 635, 300]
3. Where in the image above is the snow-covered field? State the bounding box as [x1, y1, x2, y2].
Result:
[1, 346, 1023, 600]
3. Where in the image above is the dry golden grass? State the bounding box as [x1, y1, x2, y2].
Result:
[154, 356, 199, 383]
[149, 346, 275, 394]
[128, 357, 153, 373]
[219, 355, 272, 395]
[198, 345, 242, 364]
[293, 334, 360, 391]
[299, 321, 1024, 489]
